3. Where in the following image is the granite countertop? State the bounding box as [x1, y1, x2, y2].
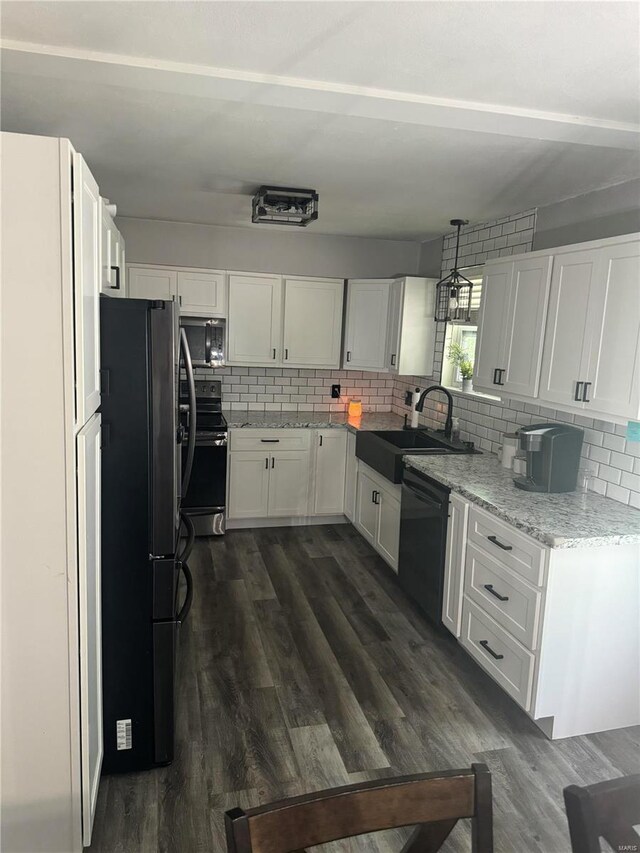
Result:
[224, 409, 406, 433]
[404, 453, 640, 549]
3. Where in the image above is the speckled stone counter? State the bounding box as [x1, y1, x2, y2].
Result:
[404, 452, 640, 549]
[224, 410, 406, 433]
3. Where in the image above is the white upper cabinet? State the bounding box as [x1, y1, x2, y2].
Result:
[343, 279, 392, 370]
[500, 256, 553, 397]
[177, 269, 226, 316]
[128, 266, 177, 301]
[475, 256, 551, 397]
[540, 239, 640, 420]
[73, 153, 102, 426]
[386, 277, 437, 376]
[101, 204, 125, 298]
[585, 241, 640, 419]
[227, 272, 282, 365]
[282, 277, 344, 367]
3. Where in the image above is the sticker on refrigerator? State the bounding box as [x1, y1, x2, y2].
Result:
[116, 719, 132, 750]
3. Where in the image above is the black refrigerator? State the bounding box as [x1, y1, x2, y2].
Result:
[100, 296, 195, 773]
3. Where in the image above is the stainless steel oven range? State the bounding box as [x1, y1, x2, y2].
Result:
[179, 379, 227, 535]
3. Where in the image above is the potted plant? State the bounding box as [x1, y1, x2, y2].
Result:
[447, 341, 474, 392]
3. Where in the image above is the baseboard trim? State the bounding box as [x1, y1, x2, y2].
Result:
[227, 514, 348, 530]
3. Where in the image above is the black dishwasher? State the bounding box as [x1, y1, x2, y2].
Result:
[399, 468, 450, 626]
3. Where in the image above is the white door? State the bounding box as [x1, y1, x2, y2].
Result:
[107, 219, 125, 298]
[282, 277, 344, 367]
[177, 270, 226, 316]
[539, 249, 600, 409]
[227, 273, 282, 365]
[268, 451, 310, 516]
[128, 267, 177, 301]
[386, 280, 404, 372]
[501, 255, 553, 398]
[442, 494, 469, 637]
[73, 154, 102, 426]
[584, 242, 640, 420]
[355, 468, 379, 544]
[227, 452, 270, 519]
[343, 279, 392, 371]
[344, 432, 357, 522]
[76, 412, 103, 846]
[376, 489, 401, 572]
[313, 430, 347, 515]
[473, 261, 511, 392]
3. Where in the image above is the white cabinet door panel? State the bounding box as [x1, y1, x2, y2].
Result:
[474, 262, 511, 391]
[268, 451, 310, 517]
[228, 452, 270, 519]
[178, 270, 226, 316]
[539, 250, 599, 408]
[442, 493, 469, 637]
[77, 413, 103, 846]
[73, 153, 102, 425]
[228, 273, 282, 365]
[586, 242, 640, 419]
[376, 490, 400, 572]
[343, 280, 392, 370]
[355, 468, 378, 544]
[313, 430, 347, 515]
[128, 267, 177, 301]
[282, 277, 343, 367]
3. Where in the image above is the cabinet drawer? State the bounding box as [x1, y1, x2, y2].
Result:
[229, 429, 311, 452]
[464, 543, 543, 650]
[460, 596, 535, 711]
[467, 505, 546, 586]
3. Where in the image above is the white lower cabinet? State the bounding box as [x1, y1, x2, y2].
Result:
[344, 431, 357, 522]
[268, 451, 310, 517]
[227, 451, 270, 519]
[354, 462, 401, 571]
[443, 494, 639, 739]
[442, 493, 469, 637]
[313, 430, 347, 515]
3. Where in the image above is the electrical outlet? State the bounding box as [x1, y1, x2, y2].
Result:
[404, 390, 413, 406]
[331, 384, 341, 399]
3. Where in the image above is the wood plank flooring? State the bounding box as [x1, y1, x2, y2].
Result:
[90, 524, 640, 852]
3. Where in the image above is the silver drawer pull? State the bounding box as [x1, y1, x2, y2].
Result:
[487, 535, 513, 552]
[479, 639, 504, 660]
[484, 583, 509, 602]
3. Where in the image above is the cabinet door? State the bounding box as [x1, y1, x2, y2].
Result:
[282, 277, 343, 367]
[474, 261, 511, 392]
[376, 488, 401, 572]
[343, 279, 392, 371]
[100, 200, 113, 295]
[442, 493, 469, 637]
[128, 267, 177, 301]
[268, 451, 310, 517]
[76, 413, 103, 846]
[177, 270, 226, 316]
[355, 468, 378, 544]
[107, 219, 125, 297]
[386, 280, 403, 372]
[73, 153, 102, 425]
[313, 430, 347, 515]
[501, 256, 553, 397]
[227, 273, 282, 365]
[344, 432, 357, 522]
[227, 452, 270, 519]
[584, 242, 640, 420]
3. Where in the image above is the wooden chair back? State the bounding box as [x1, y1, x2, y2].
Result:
[563, 774, 640, 853]
[225, 763, 492, 853]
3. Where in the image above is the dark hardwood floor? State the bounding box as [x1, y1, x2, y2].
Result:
[90, 524, 640, 852]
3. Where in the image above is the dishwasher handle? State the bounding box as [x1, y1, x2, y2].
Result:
[402, 470, 449, 511]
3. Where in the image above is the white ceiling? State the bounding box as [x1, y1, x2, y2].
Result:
[1, 1, 639, 241]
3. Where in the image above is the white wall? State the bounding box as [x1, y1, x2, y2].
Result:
[117, 217, 420, 279]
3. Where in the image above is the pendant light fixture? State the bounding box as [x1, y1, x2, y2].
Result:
[434, 218, 474, 322]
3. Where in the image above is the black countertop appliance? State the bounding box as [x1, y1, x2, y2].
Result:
[514, 423, 583, 493]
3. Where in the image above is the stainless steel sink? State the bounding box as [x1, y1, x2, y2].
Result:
[356, 428, 478, 483]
